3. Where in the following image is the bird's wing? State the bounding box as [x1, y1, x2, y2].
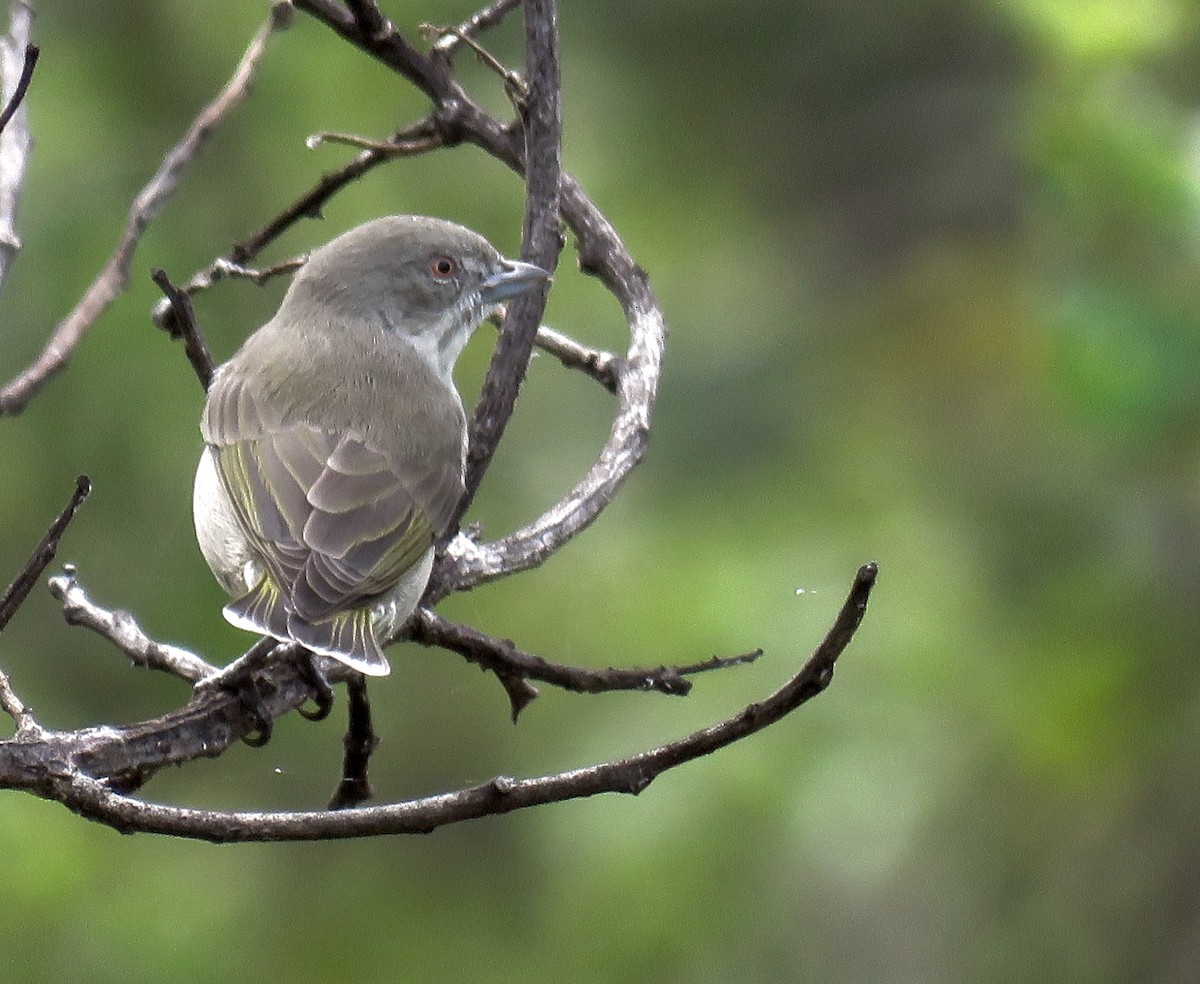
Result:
[203, 368, 464, 624]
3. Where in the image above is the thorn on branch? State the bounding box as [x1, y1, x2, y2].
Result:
[0, 42, 37, 138]
[0, 475, 90, 635]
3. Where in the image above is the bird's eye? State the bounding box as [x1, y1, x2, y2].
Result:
[430, 255, 458, 279]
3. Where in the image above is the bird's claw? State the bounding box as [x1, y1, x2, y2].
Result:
[293, 650, 336, 721]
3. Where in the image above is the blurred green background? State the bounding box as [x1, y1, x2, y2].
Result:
[2, 0, 1199, 981]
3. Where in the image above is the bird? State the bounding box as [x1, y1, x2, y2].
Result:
[193, 215, 550, 676]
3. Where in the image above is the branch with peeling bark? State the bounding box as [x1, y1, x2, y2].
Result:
[0, 0, 877, 840]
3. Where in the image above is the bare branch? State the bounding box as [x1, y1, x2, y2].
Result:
[0, 0, 872, 842]
[456, 0, 563, 520]
[429, 0, 522, 58]
[327, 674, 379, 810]
[432, 173, 664, 596]
[0, 664, 36, 735]
[150, 257, 306, 331]
[291, 0, 452, 103]
[150, 268, 215, 390]
[229, 130, 430, 264]
[525, 319, 619, 393]
[7, 563, 875, 841]
[421, 21, 527, 102]
[410, 609, 762, 715]
[0, 4, 291, 414]
[343, 0, 387, 39]
[304, 127, 442, 155]
[46, 568, 216, 683]
[288, 3, 662, 603]
[0, 475, 90, 634]
[0, 38, 34, 136]
[0, 5, 36, 293]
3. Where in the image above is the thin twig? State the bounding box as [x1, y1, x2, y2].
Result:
[150, 257, 305, 329]
[410, 609, 762, 720]
[230, 143, 405, 265]
[429, 0, 522, 57]
[0, 476, 91, 635]
[0, 665, 36, 735]
[484, 308, 618, 391]
[0, 38, 35, 136]
[23, 563, 876, 841]
[150, 268, 215, 390]
[0, 4, 291, 414]
[0, 5, 36, 293]
[153, 123, 438, 314]
[304, 128, 442, 155]
[46, 567, 215, 683]
[421, 22, 527, 101]
[530, 321, 619, 393]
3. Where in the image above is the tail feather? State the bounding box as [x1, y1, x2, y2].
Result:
[224, 577, 391, 677]
[224, 577, 290, 640]
[287, 607, 391, 677]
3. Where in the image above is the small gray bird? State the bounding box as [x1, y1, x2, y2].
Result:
[193, 215, 549, 675]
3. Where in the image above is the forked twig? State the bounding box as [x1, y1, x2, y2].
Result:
[0, 4, 291, 414]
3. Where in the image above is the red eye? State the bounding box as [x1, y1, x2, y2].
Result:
[430, 255, 457, 279]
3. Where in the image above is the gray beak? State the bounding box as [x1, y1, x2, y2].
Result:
[481, 259, 552, 304]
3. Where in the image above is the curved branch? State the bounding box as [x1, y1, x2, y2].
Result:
[433, 177, 663, 594]
[6, 563, 875, 841]
[287, 2, 664, 600]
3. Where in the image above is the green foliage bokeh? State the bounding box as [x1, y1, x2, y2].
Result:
[2, 1, 1199, 982]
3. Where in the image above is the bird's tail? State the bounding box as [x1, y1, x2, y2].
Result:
[287, 607, 390, 677]
[224, 578, 391, 676]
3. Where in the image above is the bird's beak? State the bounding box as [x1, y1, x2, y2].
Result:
[481, 259, 552, 304]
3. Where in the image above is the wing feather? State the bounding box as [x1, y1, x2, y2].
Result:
[203, 366, 463, 630]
